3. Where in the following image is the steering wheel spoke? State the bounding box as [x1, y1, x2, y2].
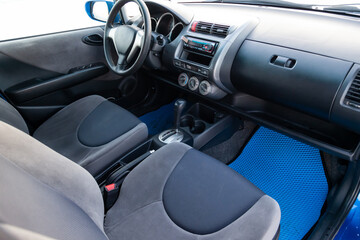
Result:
[127, 29, 144, 63]
[126, 15, 144, 28]
[108, 27, 117, 40]
[116, 53, 128, 71]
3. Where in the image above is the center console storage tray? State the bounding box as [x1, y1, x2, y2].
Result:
[96, 139, 157, 185]
[181, 103, 240, 149]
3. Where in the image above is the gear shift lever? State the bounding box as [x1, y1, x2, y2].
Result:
[174, 99, 186, 131]
[158, 99, 186, 144]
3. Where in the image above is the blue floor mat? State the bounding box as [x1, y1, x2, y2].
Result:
[229, 127, 328, 240]
[139, 102, 174, 136]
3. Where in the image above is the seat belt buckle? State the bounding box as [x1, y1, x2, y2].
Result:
[105, 183, 117, 192]
[104, 183, 120, 211]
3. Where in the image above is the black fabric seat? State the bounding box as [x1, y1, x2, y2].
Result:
[0, 95, 147, 176]
[105, 143, 281, 239]
[0, 122, 281, 240]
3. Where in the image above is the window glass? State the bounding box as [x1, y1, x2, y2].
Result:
[0, 0, 102, 41]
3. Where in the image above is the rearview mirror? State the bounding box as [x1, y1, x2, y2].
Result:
[85, 1, 113, 23]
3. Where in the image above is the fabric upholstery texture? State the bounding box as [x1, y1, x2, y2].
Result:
[163, 149, 265, 234]
[105, 142, 281, 240]
[0, 156, 108, 240]
[0, 122, 280, 240]
[0, 122, 106, 236]
[0, 94, 148, 176]
[33, 95, 148, 176]
[0, 98, 28, 134]
[78, 100, 142, 147]
[0, 223, 57, 240]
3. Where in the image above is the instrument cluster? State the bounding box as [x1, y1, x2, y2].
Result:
[152, 13, 184, 42]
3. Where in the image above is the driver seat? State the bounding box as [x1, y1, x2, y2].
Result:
[0, 95, 148, 176]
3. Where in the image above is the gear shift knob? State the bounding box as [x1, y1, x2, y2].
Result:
[174, 99, 186, 130]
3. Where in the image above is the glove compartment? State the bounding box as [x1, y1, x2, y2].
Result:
[230, 40, 352, 120]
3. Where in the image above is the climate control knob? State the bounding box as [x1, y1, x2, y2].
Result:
[188, 76, 200, 91]
[178, 73, 189, 87]
[199, 81, 212, 96]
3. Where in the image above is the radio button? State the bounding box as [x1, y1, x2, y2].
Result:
[201, 69, 209, 76]
[174, 60, 181, 67]
[203, 44, 213, 51]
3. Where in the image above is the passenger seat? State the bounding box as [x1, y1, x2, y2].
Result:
[0, 121, 281, 240]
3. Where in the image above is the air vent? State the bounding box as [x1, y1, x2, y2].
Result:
[344, 71, 360, 109]
[195, 21, 212, 34]
[192, 21, 230, 38]
[211, 24, 230, 37]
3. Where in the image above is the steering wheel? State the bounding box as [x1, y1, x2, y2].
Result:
[104, 0, 151, 76]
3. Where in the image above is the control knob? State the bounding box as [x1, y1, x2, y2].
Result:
[199, 81, 212, 96]
[188, 76, 200, 91]
[178, 73, 189, 87]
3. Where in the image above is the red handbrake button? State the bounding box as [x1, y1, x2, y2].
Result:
[105, 183, 116, 192]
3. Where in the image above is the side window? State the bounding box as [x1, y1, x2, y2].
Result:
[0, 0, 103, 41]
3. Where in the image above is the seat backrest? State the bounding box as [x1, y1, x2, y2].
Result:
[0, 121, 107, 240]
[0, 98, 28, 134]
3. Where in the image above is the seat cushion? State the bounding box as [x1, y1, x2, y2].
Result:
[78, 100, 142, 147]
[0, 97, 28, 134]
[33, 95, 148, 176]
[0, 122, 106, 239]
[163, 149, 265, 234]
[104, 142, 281, 240]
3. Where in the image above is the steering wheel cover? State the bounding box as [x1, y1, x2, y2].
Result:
[104, 0, 151, 76]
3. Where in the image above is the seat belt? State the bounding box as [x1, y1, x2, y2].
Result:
[103, 170, 130, 212]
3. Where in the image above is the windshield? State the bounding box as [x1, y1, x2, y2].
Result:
[175, 0, 360, 16]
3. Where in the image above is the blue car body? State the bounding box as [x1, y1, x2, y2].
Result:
[336, 194, 360, 240]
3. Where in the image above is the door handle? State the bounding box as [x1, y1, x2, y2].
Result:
[82, 34, 103, 46]
[270, 55, 296, 69]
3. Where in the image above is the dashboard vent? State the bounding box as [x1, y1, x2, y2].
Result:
[344, 71, 360, 108]
[192, 21, 230, 38]
[195, 21, 212, 34]
[211, 24, 230, 37]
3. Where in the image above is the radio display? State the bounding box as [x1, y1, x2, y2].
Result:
[182, 36, 217, 55]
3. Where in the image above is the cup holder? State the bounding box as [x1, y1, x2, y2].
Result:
[180, 115, 193, 128]
[191, 120, 206, 134]
[180, 115, 206, 134]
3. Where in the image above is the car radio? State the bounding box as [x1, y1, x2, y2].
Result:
[181, 36, 217, 56]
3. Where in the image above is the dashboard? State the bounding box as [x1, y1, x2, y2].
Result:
[143, 0, 360, 161]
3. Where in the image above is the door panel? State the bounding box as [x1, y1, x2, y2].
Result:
[0, 27, 149, 129]
[0, 27, 106, 74]
[0, 53, 60, 91]
[5, 64, 108, 104]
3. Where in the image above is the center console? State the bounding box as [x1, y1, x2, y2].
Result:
[175, 36, 216, 78]
[173, 34, 226, 100]
[153, 99, 241, 149]
[179, 102, 238, 149]
[164, 18, 259, 100]
[96, 100, 240, 187]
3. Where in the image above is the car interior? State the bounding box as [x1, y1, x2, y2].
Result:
[1, 0, 360, 239]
